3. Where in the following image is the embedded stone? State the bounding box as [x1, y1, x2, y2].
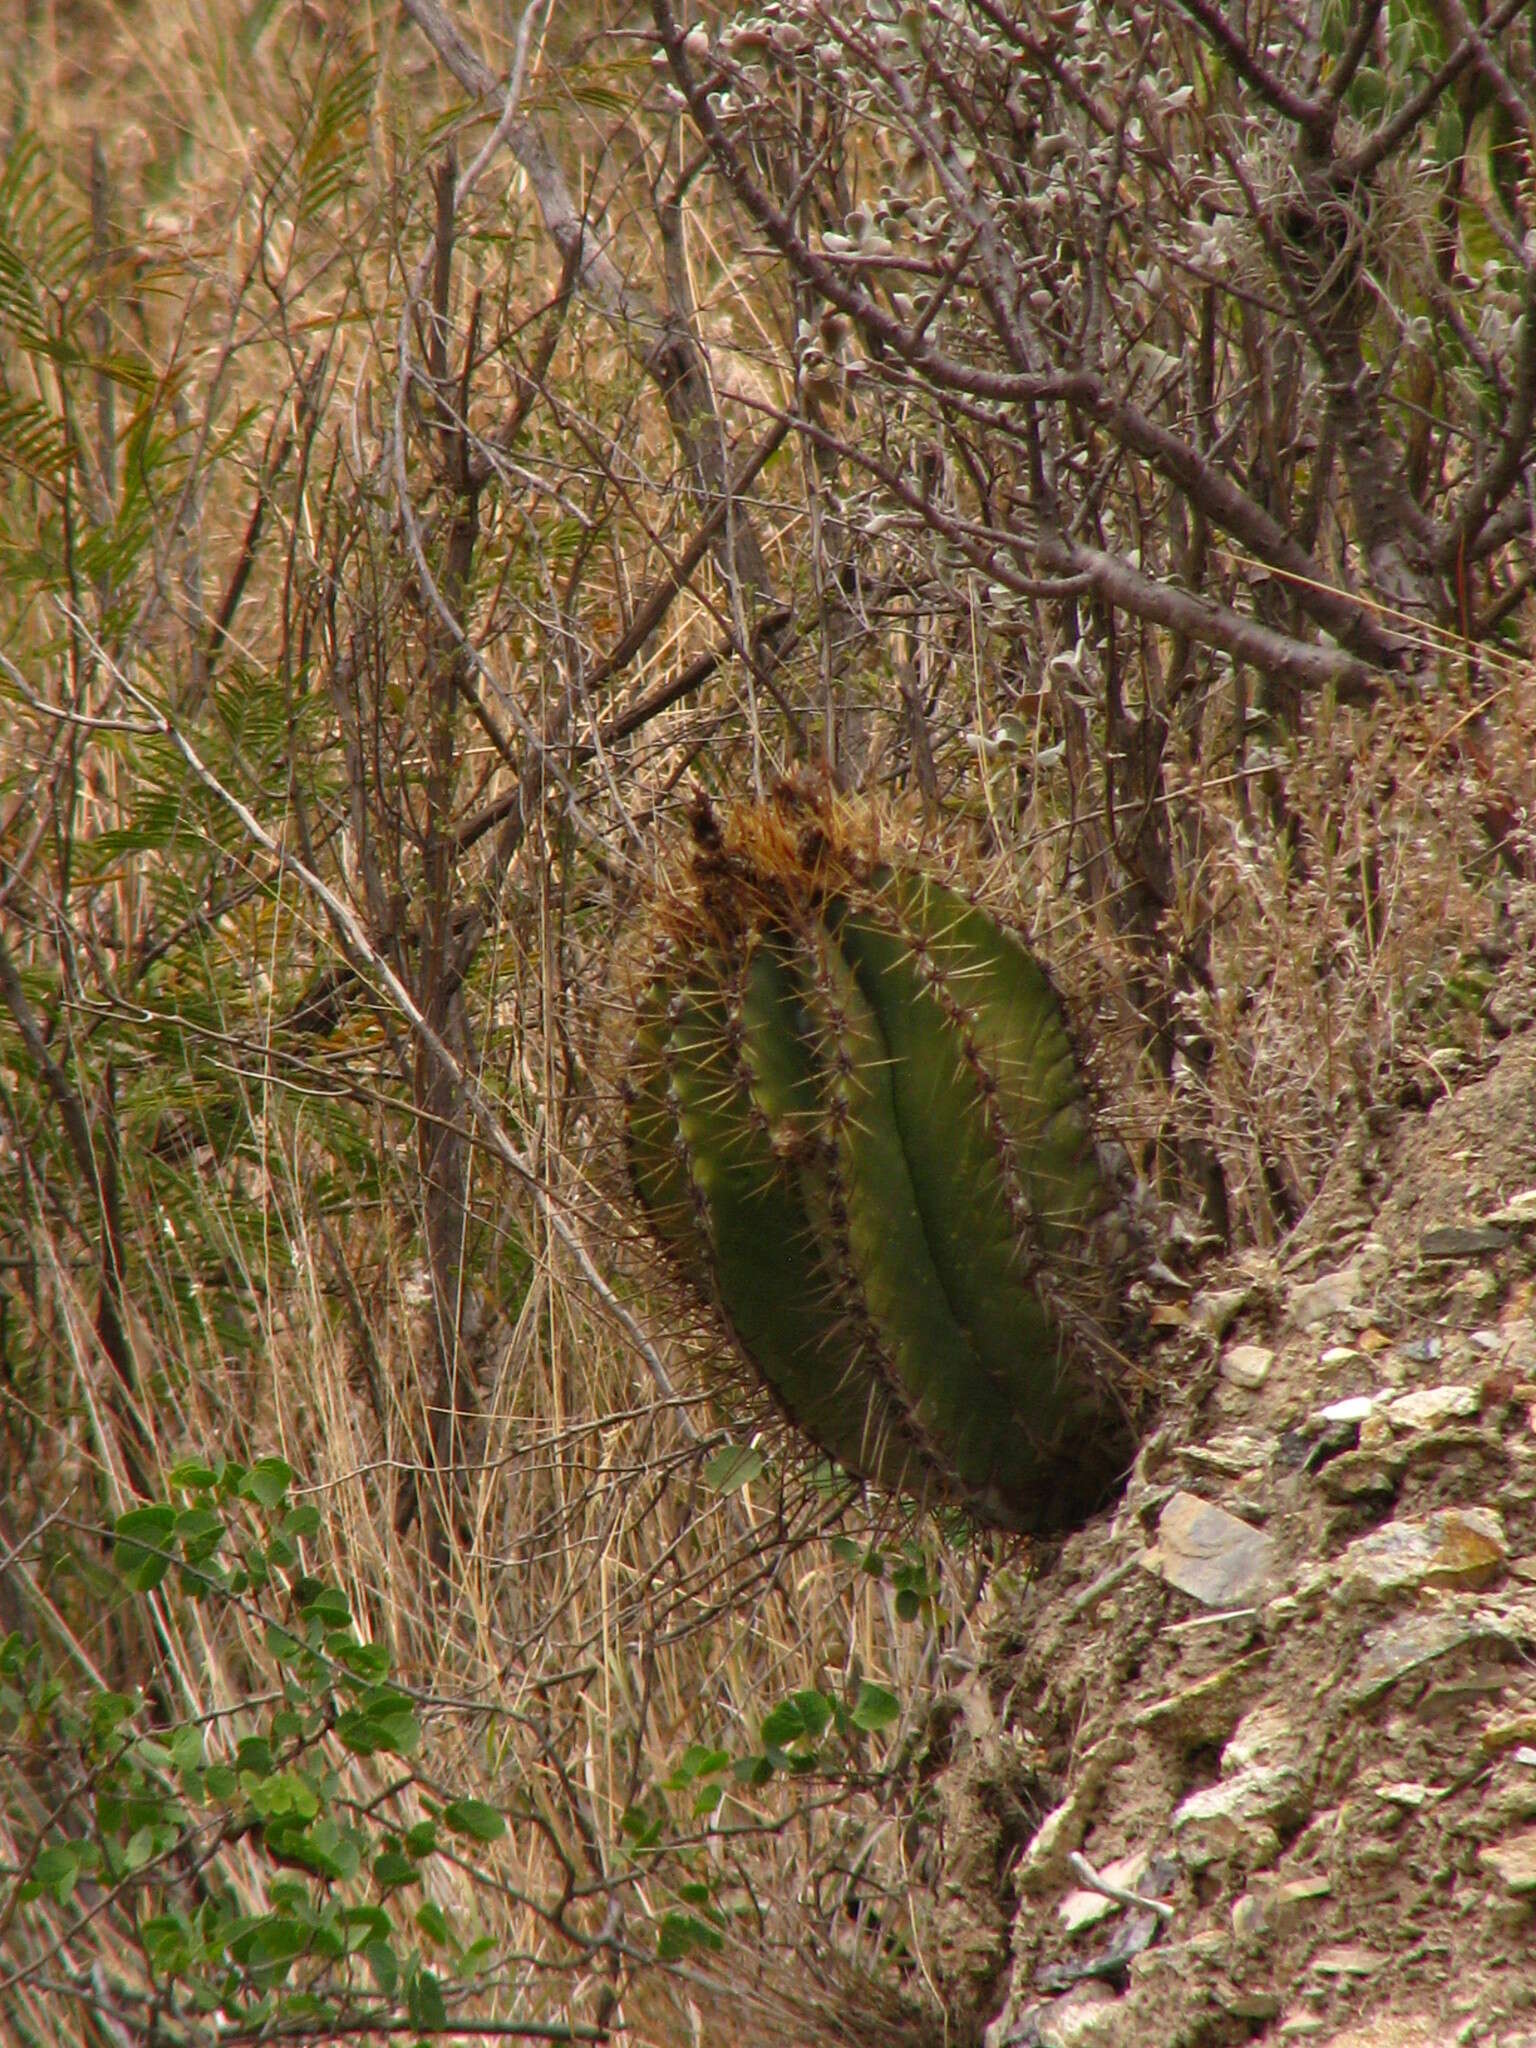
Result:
[1145, 1491, 1277, 1609]
[1479, 1828, 1536, 1895]
[1221, 1343, 1274, 1389]
[1334, 1508, 1507, 1604]
[1385, 1383, 1481, 1430]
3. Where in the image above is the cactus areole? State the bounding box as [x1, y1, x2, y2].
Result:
[623, 778, 1142, 1535]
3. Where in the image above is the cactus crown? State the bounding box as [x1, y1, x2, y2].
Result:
[624, 775, 1141, 1534]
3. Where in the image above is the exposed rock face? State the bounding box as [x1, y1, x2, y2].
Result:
[927, 1031, 1536, 2048]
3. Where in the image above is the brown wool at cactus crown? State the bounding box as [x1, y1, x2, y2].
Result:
[620, 775, 1156, 1536]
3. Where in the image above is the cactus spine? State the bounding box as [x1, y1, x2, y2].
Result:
[623, 779, 1139, 1534]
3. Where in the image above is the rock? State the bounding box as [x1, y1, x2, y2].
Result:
[1288, 1264, 1364, 1328]
[1334, 1507, 1507, 1604]
[1420, 1223, 1509, 1258]
[1232, 1873, 1332, 1942]
[1314, 1394, 1376, 1426]
[1309, 1943, 1386, 1978]
[1178, 1430, 1270, 1477]
[1479, 1828, 1536, 1894]
[1484, 1187, 1536, 1227]
[1399, 1336, 1446, 1366]
[1170, 1708, 1310, 1871]
[1008, 1983, 1121, 2048]
[1317, 1448, 1404, 1502]
[1191, 1286, 1253, 1338]
[1143, 1491, 1277, 1609]
[1346, 1608, 1482, 1704]
[1170, 1778, 1288, 1871]
[1309, 2022, 1454, 2048]
[1384, 1383, 1481, 1430]
[1375, 1780, 1433, 1808]
[1221, 1342, 1274, 1389]
[1132, 1651, 1265, 1746]
[1320, 1343, 1365, 1368]
[1222, 1702, 1298, 1774]
[1218, 1985, 1282, 2020]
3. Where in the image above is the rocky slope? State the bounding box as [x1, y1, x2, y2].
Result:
[930, 1027, 1536, 2048]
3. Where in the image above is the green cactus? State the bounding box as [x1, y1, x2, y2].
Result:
[623, 781, 1140, 1533]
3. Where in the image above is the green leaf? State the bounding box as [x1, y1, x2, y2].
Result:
[167, 1461, 217, 1492]
[664, 1744, 730, 1789]
[174, 1506, 227, 1566]
[407, 1965, 448, 2029]
[113, 1506, 176, 1591]
[335, 1690, 419, 1757]
[760, 1688, 832, 1750]
[443, 1799, 506, 1844]
[296, 1581, 351, 1628]
[365, 1937, 399, 1994]
[657, 1910, 724, 1960]
[28, 1844, 81, 1904]
[851, 1681, 900, 1733]
[620, 1803, 664, 1850]
[415, 1901, 451, 1947]
[704, 1444, 765, 1492]
[239, 1457, 293, 1508]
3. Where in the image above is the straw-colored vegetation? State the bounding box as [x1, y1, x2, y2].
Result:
[2, 1, 1532, 2042]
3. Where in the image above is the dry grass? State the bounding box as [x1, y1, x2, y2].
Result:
[2, 3, 1533, 2043]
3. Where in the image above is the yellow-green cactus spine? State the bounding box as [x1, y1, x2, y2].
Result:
[623, 778, 1141, 1534]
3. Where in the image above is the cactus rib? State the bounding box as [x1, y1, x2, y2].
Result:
[663, 964, 921, 1493]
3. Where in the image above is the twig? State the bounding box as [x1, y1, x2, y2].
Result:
[1067, 1851, 1175, 1924]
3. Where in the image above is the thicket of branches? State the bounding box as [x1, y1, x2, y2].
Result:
[0, 0, 1532, 2042]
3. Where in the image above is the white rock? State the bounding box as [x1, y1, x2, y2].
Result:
[1314, 1394, 1376, 1426]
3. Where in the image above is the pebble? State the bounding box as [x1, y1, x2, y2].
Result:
[1484, 1187, 1536, 1227]
[1375, 1780, 1433, 1808]
[1144, 1491, 1277, 1608]
[1289, 1264, 1363, 1328]
[1192, 1286, 1252, 1338]
[1221, 1342, 1274, 1389]
[1231, 1873, 1332, 1942]
[1310, 1943, 1386, 1978]
[1314, 1394, 1375, 1426]
[1479, 1828, 1536, 1894]
[1320, 1343, 1363, 1368]
[1333, 1507, 1507, 1604]
[1385, 1383, 1481, 1430]
[1399, 1336, 1446, 1365]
